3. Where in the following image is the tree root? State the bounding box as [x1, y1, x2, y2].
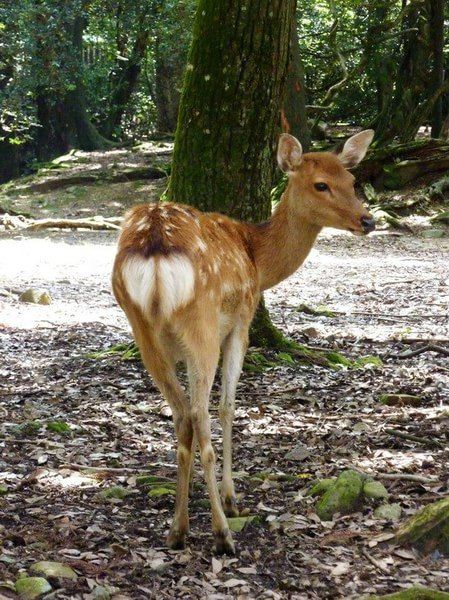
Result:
[395, 344, 449, 359]
[384, 428, 444, 449]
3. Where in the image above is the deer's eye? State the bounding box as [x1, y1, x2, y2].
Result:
[314, 182, 329, 192]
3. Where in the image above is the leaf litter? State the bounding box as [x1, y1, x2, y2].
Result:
[0, 223, 448, 598]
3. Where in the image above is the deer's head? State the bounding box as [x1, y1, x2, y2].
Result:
[277, 130, 375, 235]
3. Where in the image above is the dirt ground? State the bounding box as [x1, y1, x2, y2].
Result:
[1, 219, 449, 598]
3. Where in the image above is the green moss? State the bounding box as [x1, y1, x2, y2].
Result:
[315, 470, 365, 521]
[307, 478, 337, 497]
[47, 421, 71, 435]
[365, 587, 449, 600]
[396, 497, 449, 555]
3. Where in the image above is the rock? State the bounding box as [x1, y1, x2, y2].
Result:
[90, 586, 110, 600]
[315, 470, 364, 521]
[284, 443, 311, 461]
[422, 229, 445, 239]
[30, 560, 77, 580]
[396, 497, 449, 555]
[307, 478, 336, 497]
[374, 503, 402, 521]
[379, 393, 422, 407]
[15, 577, 52, 599]
[0, 484, 8, 496]
[302, 327, 320, 339]
[19, 289, 52, 305]
[363, 480, 389, 500]
[363, 586, 449, 599]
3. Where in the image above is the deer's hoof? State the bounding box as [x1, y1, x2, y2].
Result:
[167, 529, 187, 550]
[223, 495, 239, 517]
[214, 529, 235, 556]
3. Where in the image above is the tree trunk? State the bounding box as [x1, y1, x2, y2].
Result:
[375, 0, 447, 144]
[64, 12, 113, 151]
[169, 0, 296, 349]
[154, 38, 182, 134]
[430, 0, 444, 138]
[169, 0, 296, 222]
[101, 25, 150, 138]
[282, 20, 310, 150]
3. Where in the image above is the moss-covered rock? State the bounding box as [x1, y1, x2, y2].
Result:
[396, 497, 449, 555]
[307, 478, 336, 497]
[15, 576, 52, 599]
[30, 561, 77, 580]
[97, 485, 132, 500]
[315, 470, 364, 521]
[363, 480, 389, 500]
[374, 503, 402, 521]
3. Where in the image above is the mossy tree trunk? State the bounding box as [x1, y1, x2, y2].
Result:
[169, 0, 296, 222]
[430, 0, 445, 138]
[282, 20, 310, 150]
[169, 0, 296, 349]
[32, 0, 112, 160]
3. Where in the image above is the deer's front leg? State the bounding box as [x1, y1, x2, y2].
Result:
[219, 324, 248, 517]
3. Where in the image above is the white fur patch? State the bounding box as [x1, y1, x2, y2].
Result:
[121, 254, 195, 317]
[158, 254, 195, 316]
[121, 256, 156, 313]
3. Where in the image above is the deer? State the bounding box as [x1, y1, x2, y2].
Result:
[112, 130, 375, 555]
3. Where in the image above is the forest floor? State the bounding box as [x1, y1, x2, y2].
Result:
[0, 146, 449, 599]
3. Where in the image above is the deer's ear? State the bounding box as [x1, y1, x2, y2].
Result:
[336, 129, 374, 168]
[277, 134, 303, 173]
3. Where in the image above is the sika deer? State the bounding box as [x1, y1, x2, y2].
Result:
[112, 130, 375, 554]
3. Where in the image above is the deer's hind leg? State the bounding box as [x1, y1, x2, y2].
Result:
[182, 318, 235, 555]
[125, 308, 194, 550]
[219, 320, 249, 517]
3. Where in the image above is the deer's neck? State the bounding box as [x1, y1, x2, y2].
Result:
[251, 188, 321, 291]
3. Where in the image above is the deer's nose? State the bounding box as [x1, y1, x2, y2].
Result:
[361, 216, 375, 234]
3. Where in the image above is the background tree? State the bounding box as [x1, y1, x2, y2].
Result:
[169, 0, 296, 221]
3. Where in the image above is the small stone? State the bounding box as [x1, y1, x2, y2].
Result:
[285, 443, 311, 461]
[31, 560, 77, 580]
[19, 289, 52, 305]
[363, 480, 389, 500]
[90, 586, 110, 600]
[374, 503, 402, 521]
